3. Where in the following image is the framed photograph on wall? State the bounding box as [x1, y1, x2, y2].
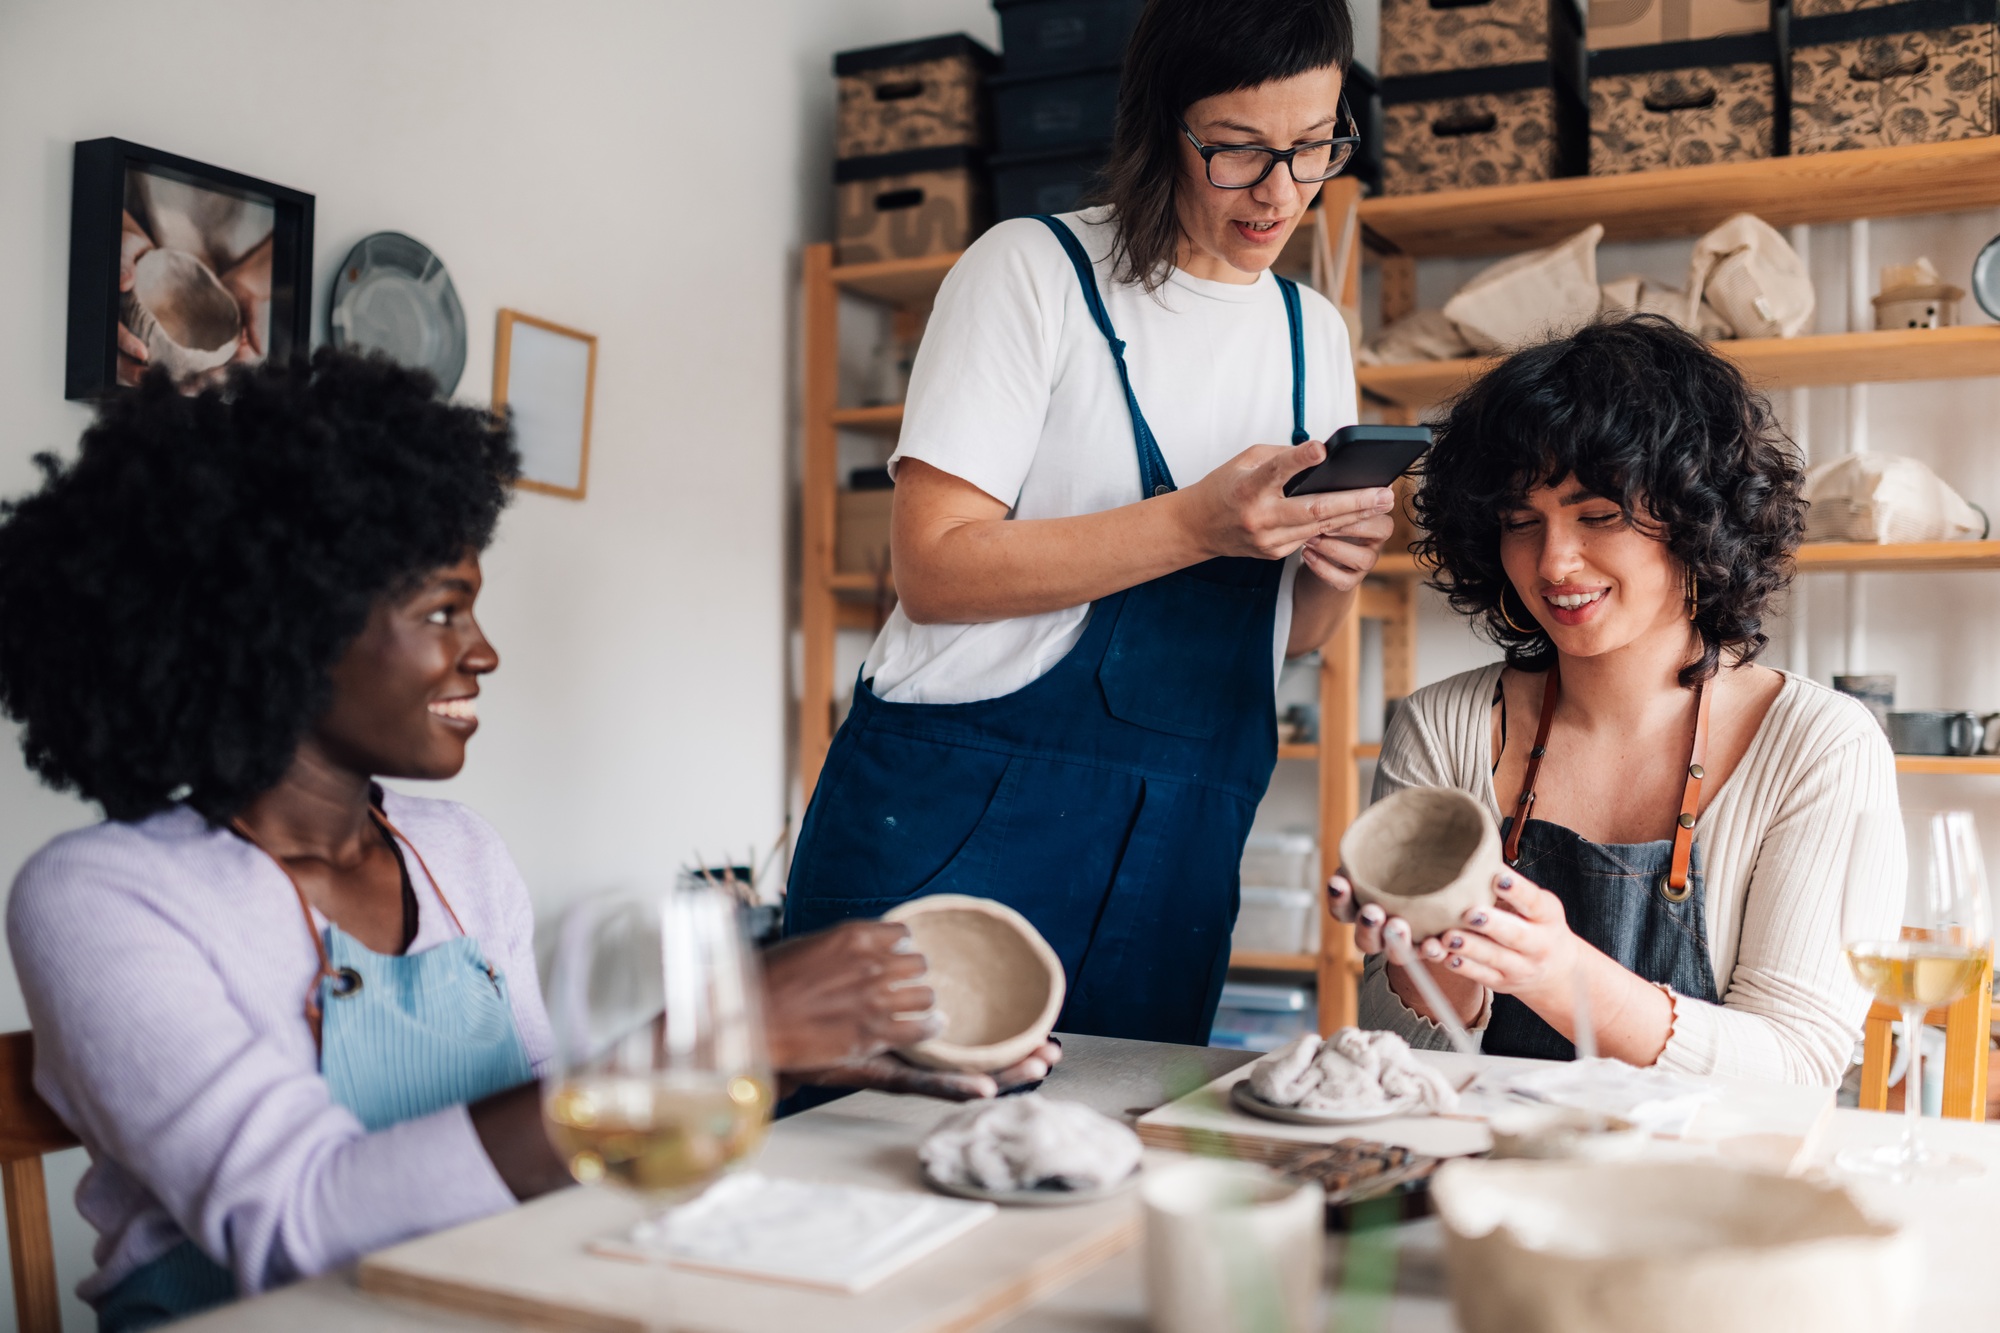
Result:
[494, 309, 597, 500]
[65, 138, 314, 400]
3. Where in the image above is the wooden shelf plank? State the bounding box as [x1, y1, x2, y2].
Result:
[830, 404, 903, 434]
[827, 570, 895, 597]
[1277, 742, 1319, 760]
[1358, 327, 2000, 408]
[1796, 540, 2000, 572]
[1895, 755, 2000, 776]
[1360, 139, 2000, 258]
[1354, 742, 1381, 761]
[1229, 950, 1318, 973]
[830, 250, 962, 306]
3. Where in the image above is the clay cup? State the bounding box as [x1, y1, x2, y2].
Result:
[882, 894, 1065, 1073]
[123, 248, 242, 380]
[1338, 787, 1501, 940]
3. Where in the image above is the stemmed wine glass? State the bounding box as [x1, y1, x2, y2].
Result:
[543, 881, 774, 1324]
[1838, 808, 1992, 1183]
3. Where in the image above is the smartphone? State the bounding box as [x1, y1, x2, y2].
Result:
[1283, 424, 1433, 498]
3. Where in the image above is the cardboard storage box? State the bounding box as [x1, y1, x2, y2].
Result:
[991, 66, 1122, 155]
[835, 34, 998, 160]
[834, 147, 989, 265]
[1590, 33, 1779, 172]
[1381, 0, 1561, 75]
[991, 144, 1110, 220]
[1381, 64, 1588, 193]
[1587, 0, 1770, 49]
[836, 487, 894, 576]
[1791, 0, 1997, 154]
[993, 0, 1146, 76]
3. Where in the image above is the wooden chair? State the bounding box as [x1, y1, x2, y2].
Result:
[1858, 968, 1997, 1122]
[0, 1031, 79, 1333]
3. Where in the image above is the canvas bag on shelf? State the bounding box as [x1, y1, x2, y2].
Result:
[1443, 224, 1605, 354]
[1804, 453, 1988, 544]
[1357, 309, 1477, 365]
[1685, 213, 1814, 338]
[1600, 274, 1734, 339]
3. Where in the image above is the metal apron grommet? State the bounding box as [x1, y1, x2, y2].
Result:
[1659, 876, 1694, 904]
[330, 966, 364, 997]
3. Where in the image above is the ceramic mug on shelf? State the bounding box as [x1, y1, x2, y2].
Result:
[1143, 1160, 1323, 1333]
[1886, 710, 1983, 756]
[1832, 674, 1894, 732]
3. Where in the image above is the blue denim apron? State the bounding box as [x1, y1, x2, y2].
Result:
[785, 214, 1309, 1046]
[1483, 666, 1723, 1060]
[95, 809, 535, 1332]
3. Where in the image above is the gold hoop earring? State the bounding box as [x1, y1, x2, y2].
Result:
[1689, 573, 1699, 623]
[1499, 587, 1536, 635]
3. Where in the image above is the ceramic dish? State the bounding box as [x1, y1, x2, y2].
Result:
[1229, 1079, 1424, 1125]
[1339, 787, 1501, 939]
[882, 894, 1065, 1072]
[921, 1163, 1140, 1208]
[328, 231, 467, 393]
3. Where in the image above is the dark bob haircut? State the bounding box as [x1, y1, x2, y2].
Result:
[1412, 315, 1806, 688]
[0, 349, 519, 823]
[1097, 0, 1354, 289]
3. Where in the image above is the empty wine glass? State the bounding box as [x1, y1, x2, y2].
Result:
[1838, 808, 1992, 1183]
[543, 882, 773, 1324]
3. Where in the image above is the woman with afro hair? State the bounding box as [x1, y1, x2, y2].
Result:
[1325, 315, 1899, 1086]
[0, 352, 1051, 1330]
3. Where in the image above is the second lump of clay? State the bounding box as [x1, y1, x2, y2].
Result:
[1249, 1029, 1459, 1115]
[920, 1094, 1142, 1193]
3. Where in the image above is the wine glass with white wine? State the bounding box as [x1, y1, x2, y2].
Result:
[543, 882, 774, 1325]
[1838, 808, 1993, 1183]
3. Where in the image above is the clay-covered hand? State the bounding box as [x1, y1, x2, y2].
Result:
[760, 920, 940, 1072]
[790, 1040, 1063, 1102]
[1177, 439, 1396, 562]
[1418, 870, 1583, 1003]
[1326, 868, 1487, 1024]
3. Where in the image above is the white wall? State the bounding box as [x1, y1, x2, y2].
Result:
[0, 2, 996, 1325]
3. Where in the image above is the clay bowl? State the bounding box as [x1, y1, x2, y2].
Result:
[1432, 1159, 1917, 1333]
[1338, 787, 1500, 940]
[882, 894, 1065, 1073]
[124, 248, 241, 379]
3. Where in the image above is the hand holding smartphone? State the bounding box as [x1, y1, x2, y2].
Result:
[1283, 424, 1432, 498]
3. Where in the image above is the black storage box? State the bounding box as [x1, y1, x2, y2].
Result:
[1589, 31, 1784, 173]
[991, 143, 1111, 219]
[991, 66, 1123, 155]
[1346, 61, 1386, 195]
[993, 0, 1146, 75]
[834, 34, 999, 160]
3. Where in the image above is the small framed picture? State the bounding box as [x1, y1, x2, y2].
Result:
[494, 310, 598, 501]
[65, 138, 314, 400]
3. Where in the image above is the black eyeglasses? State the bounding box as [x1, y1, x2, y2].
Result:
[1179, 101, 1360, 189]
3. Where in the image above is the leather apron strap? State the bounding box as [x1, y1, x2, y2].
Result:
[1500, 664, 1713, 901]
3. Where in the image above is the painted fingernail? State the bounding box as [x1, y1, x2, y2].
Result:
[1496, 874, 1515, 891]
[1360, 905, 1384, 925]
[1448, 935, 1465, 950]
[1448, 956, 1464, 969]
[1468, 911, 1489, 927]
[1327, 879, 1348, 899]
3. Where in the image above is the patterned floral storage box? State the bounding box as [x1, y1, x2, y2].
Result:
[1381, 0, 1555, 75]
[1590, 34, 1779, 172]
[835, 35, 999, 160]
[834, 147, 990, 265]
[1791, 0, 1997, 153]
[1382, 65, 1587, 193]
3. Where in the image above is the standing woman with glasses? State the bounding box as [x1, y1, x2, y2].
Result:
[786, 0, 1393, 1045]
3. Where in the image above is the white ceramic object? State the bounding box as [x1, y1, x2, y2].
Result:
[1485, 1106, 1652, 1162]
[1143, 1160, 1324, 1333]
[1339, 787, 1501, 939]
[123, 248, 241, 380]
[1432, 1159, 1919, 1333]
[882, 894, 1064, 1072]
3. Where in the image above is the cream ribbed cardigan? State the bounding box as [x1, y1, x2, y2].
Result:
[1357, 663, 1900, 1085]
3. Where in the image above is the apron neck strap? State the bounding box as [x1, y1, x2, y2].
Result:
[1500, 663, 1712, 895]
[1274, 274, 1309, 446]
[230, 803, 482, 1034]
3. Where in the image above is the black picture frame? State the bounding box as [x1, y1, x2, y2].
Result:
[65, 138, 314, 401]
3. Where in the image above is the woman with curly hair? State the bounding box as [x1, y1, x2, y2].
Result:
[1328, 316, 1898, 1084]
[0, 353, 1040, 1330]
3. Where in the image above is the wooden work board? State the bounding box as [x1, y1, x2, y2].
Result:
[358, 1108, 1141, 1333]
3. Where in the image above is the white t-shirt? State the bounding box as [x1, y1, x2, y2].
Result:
[864, 208, 1360, 705]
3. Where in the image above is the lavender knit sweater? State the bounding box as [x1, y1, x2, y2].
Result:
[6, 789, 553, 1304]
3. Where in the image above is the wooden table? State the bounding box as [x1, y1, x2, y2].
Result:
[179, 1035, 2000, 1332]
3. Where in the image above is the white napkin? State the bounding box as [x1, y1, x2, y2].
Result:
[919, 1094, 1142, 1192]
[595, 1172, 994, 1293]
[1493, 1057, 1716, 1135]
[1248, 1030, 1460, 1114]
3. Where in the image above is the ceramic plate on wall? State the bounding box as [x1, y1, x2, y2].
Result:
[1973, 235, 2000, 322]
[328, 231, 466, 393]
